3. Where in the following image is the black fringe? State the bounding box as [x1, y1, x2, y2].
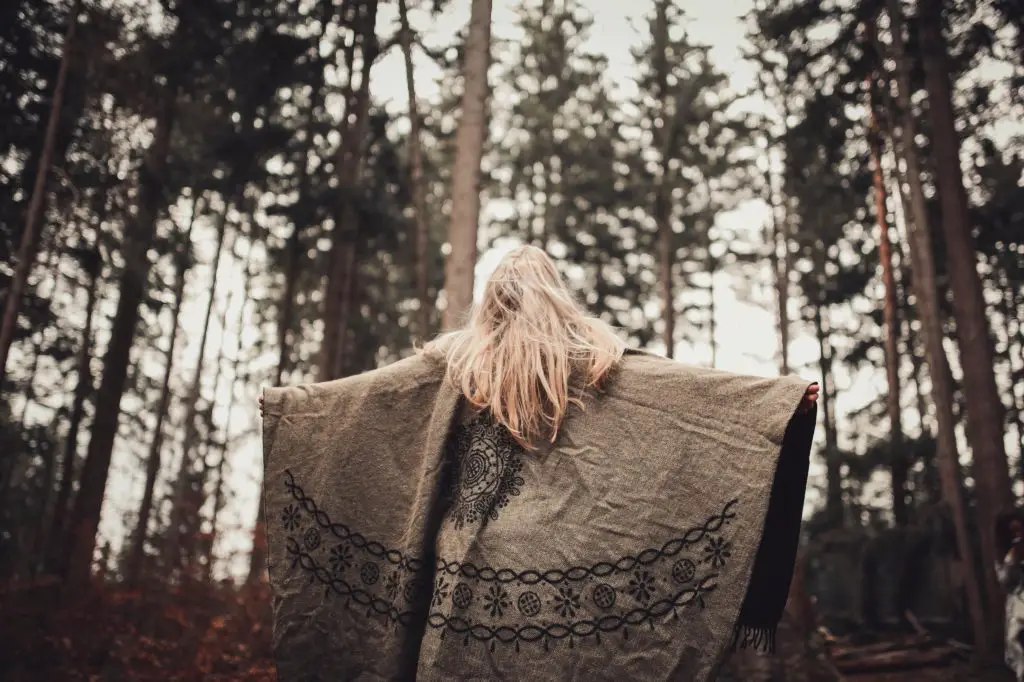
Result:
[729, 624, 777, 654]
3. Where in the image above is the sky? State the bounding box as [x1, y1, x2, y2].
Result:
[77, 0, 1021, 580]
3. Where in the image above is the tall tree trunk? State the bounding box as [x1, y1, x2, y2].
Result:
[813, 243, 842, 527]
[65, 86, 178, 589]
[918, 0, 1014, 612]
[442, 0, 492, 330]
[884, 0, 993, 658]
[708, 254, 717, 369]
[248, 10, 332, 583]
[399, 0, 433, 342]
[166, 201, 232, 575]
[652, 0, 676, 358]
[126, 195, 202, 586]
[755, 60, 791, 376]
[319, 0, 378, 381]
[46, 237, 101, 574]
[866, 72, 909, 525]
[0, 0, 81, 390]
[206, 236, 256, 580]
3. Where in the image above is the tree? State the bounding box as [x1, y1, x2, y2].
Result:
[398, 0, 434, 342]
[0, 0, 81, 462]
[883, 0, 993, 657]
[442, 0, 492, 330]
[918, 0, 1014, 589]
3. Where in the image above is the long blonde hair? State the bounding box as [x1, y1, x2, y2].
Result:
[424, 245, 625, 449]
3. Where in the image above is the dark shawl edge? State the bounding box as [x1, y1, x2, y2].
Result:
[730, 400, 817, 654]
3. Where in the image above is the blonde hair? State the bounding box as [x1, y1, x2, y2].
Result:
[424, 245, 625, 449]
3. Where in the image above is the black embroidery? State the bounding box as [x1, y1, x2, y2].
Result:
[551, 586, 581, 618]
[360, 562, 380, 586]
[446, 415, 526, 529]
[329, 544, 353, 575]
[703, 537, 731, 569]
[518, 591, 542, 616]
[592, 583, 616, 610]
[627, 570, 656, 604]
[672, 558, 696, 584]
[278, 469, 739, 651]
[282, 504, 302, 530]
[484, 585, 512, 617]
[452, 583, 474, 610]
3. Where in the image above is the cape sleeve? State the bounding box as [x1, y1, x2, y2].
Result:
[731, 388, 816, 653]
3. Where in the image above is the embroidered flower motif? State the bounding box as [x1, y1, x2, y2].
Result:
[672, 558, 697, 584]
[302, 527, 321, 551]
[385, 571, 401, 601]
[627, 570, 656, 604]
[281, 504, 301, 531]
[401, 579, 415, 602]
[452, 583, 473, 610]
[517, 590, 542, 617]
[445, 417, 526, 529]
[552, 586, 581, 618]
[360, 562, 380, 585]
[592, 583, 616, 610]
[703, 537, 732, 569]
[433, 577, 451, 607]
[483, 584, 512, 618]
[329, 544, 353, 575]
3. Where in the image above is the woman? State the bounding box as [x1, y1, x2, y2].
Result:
[997, 509, 1024, 681]
[260, 246, 818, 682]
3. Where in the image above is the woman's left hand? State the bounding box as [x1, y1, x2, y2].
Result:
[799, 383, 820, 414]
[259, 395, 265, 418]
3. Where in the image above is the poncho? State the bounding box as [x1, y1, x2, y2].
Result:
[261, 348, 817, 681]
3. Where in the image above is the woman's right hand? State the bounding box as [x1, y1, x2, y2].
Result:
[259, 394, 265, 418]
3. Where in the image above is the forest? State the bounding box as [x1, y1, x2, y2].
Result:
[0, 0, 1022, 679]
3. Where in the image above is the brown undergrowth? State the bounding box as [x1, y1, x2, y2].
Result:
[0, 576, 277, 681]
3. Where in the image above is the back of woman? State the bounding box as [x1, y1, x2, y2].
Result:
[261, 246, 818, 682]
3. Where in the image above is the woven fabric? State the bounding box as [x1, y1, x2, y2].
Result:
[261, 348, 817, 681]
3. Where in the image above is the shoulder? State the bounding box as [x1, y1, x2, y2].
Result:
[264, 351, 446, 415]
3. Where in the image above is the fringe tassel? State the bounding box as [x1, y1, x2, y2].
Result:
[729, 624, 777, 654]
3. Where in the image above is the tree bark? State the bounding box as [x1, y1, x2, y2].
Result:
[442, 0, 492, 330]
[46, 238, 101, 574]
[319, 0, 378, 381]
[813, 243, 842, 527]
[65, 86, 178, 589]
[126, 196, 202, 585]
[884, 0, 993, 659]
[866, 71, 908, 525]
[166, 200, 232, 575]
[918, 0, 1014, 612]
[0, 0, 81, 390]
[206, 236, 256, 580]
[398, 0, 433, 342]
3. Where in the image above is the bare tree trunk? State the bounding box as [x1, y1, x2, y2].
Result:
[46, 237, 101, 574]
[399, 0, 433, 342]
[166, 200, 232, 576]
[320, 0, 378, 381]
[884, 0, 993, 658]
[442, 0, 492, 330]
[813, 245, 842, 527]
[652, 0, 676, 359]
[206, 237, 256, 581]
[866, 71, 908, 525]
[126, 196, 202, 585]
[0, 0, 81, 390]
[65, 86, 178, 589]
[918, 1, 1014, 621]
[248, 7, 333, 585]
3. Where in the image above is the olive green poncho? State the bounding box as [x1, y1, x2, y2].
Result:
[261, 348, 817, 681]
